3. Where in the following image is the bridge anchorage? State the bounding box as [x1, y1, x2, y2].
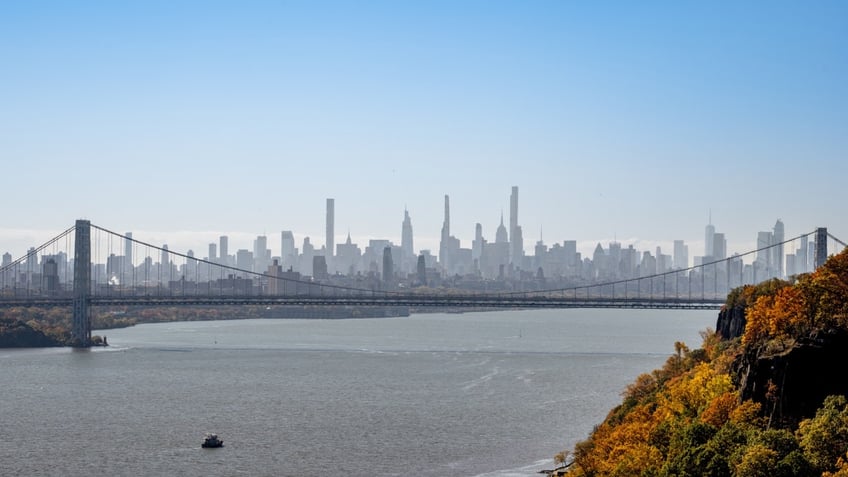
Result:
[0, 220, 844, 347]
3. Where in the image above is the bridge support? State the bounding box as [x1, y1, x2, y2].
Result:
[72, 220, 91, 347]
[815, 227, 828, 270]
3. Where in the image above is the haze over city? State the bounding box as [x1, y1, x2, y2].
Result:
[3, 4, 848, 476]
[1, 1, 845, 259]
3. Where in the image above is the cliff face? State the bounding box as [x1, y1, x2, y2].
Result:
[734, 330, 848, 426]
[716, 305, 746, 340]
[716, 268, 848, 426]
[717, 299, 848, 425]
[0, 319, 63, 347]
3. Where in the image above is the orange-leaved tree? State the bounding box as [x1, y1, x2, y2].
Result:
[742, 286, 807, 346]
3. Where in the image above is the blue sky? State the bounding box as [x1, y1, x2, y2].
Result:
[1, 1, 846, 258]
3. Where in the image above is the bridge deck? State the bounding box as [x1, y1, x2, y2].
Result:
[0, 295, 725, 310]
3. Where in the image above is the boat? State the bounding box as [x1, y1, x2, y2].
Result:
[201, 433, 224, 448]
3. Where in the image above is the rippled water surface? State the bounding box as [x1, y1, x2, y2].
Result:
[0, 309, 716, 476]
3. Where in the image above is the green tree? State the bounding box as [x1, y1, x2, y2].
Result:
[798, 395, 848, 474]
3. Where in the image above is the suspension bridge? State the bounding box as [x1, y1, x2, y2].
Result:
[0, 220, 844, 347]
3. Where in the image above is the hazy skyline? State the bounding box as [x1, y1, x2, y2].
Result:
[2, 1, 845, 259]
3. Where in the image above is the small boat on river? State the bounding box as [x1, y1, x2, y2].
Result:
[201, 433, 224, 448]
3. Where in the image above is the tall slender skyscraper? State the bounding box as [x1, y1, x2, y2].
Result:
[509, 186, 518, 241]
[443, 195, 450, 237]
[773, 219, 785, 277]
[439, 195, 450, 270]
[705, 211, 715, 258]
[401, 208, 414, 259]
[509, 186, 521, 263]
[161, 244, 169, 269]
[124, 232, 133, 263]
[326, 198, 335, 258]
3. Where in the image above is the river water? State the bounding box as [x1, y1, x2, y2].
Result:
[0, 309, 716, 477]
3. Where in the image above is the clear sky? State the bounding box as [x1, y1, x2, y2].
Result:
[1, 1, 846, 259]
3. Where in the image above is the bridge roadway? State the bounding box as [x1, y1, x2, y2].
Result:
[0, 294, 725, 310]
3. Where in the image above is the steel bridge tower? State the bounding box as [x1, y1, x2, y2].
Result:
[72, 219, 91, 347]
[815, 227, 828, 270]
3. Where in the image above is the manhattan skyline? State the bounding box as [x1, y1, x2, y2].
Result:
[1, 2, 845, 259]
[0, 189, 826, 273]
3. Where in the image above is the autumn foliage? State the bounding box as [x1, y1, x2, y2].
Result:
[743, 248, 848, 347]
[562, 248, 848, 476]
[743, 286, 807, 346]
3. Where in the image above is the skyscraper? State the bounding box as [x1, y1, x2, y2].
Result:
[335, 232, 361, 276]
[281, 231, 296, 270]
[253, 235, 269, 273]
[417, 254, 426, 285]
[563, 240, 577, 267]
[161, 244, 169, 270]
[219, 236, 229, 267]
[439, 195, 450, 270]
[495, 212, 508, 243]
[798, 235, 809, 274]
[443, 195, 450, 238]
[124, 232, 133, 264]
[382, 246, 393, 284]
[713, 233, 727, 260]
[401, 207, 413, 259]
[705, 211, 715, 258]
[236, 249, 253, 276]
[509, 186, 522, 264]
[509, 186, 518, 241]
[756, 231, 773, 280]
[773, 219, 785, 277]
[301, 237, 314, 276]
[673, 240, 688, 269]
[326, 198, 335, 259]
[472, 223, 484, 262]
[512, 226, 523, 267]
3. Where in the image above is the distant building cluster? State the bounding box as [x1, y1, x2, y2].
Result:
[0, 187, 819, 297]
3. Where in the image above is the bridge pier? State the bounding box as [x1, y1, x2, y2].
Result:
[72, 220, 91, 347]
[815, 227, 828, 270]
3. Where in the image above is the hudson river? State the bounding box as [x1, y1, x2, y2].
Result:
[0, 309, 716, 476]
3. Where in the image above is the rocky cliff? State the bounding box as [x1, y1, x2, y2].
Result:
[716, 288, 848, 425]
[733, 330, 848, 427]
[716, 304, 746, 340]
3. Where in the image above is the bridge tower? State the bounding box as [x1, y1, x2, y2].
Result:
[72, 219, 92, 347]
[815, 227, 828, 270]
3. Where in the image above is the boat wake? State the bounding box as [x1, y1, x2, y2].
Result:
[472, 458, 555, 477]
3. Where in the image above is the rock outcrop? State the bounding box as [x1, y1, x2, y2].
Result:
[733, 330, 848, 427]
[0, 319, 63, 347]
[715, 305, 746, 340]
